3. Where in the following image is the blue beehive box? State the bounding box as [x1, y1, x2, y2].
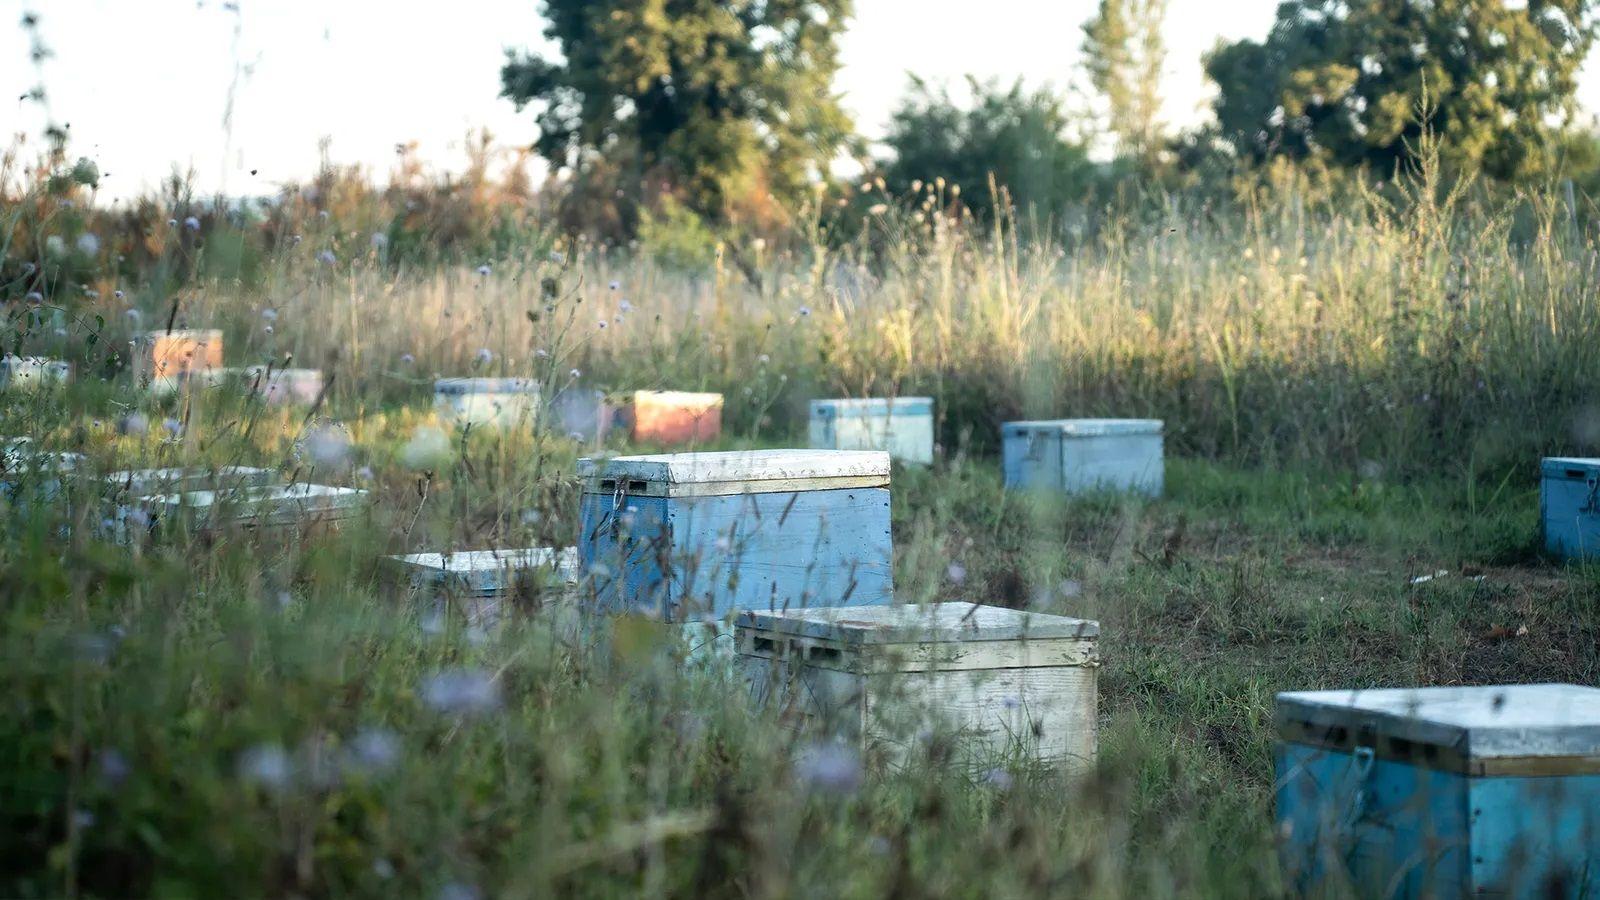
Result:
[1542, 457, 1600, 560]
[1276, 684, 1600, 898]
[809, 397, 935, 465]
[577, 449, 894, 629]
[1001, 419, 1163, 496]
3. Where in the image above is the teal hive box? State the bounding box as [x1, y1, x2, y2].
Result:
[1275, 684, 1600, 898]
[576, 450, 894, 650]
[808, 397, 935, 465]
[1541, 457, 1600, 560]
[1001, 419, 1163, 496]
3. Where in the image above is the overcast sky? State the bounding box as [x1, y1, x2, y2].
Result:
[4, 0, 1597, 200]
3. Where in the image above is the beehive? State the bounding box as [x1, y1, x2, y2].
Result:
[809, 397, 935, 465]
[0, 356, 71, 391]
[386, 547, 581, 626]
[1, 437, 84, 504]
[147, 482, 367, 532]
[576, 450, 893, 638]
[1541, 457, 1600, 560]
[135, 329, 223, 395]
[244, 366, 324, 406]
[739, 602, 1099, 769]
[433, 378, 539, 428]
[1001, 419, 1163, 496]
[1276, 684, 1600, 898]
[620, 390, 723, 446]
[104, 465, 278, 497]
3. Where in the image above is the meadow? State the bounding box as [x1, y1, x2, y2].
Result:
[5, 153, 1600, 897]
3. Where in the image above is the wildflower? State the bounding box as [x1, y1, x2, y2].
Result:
[474, 347, 493, 366]
[318, 210, 330, 220]
[355, 465, 374, 481]
[520, 509, 541, 525]
[345, 728, 401, 775]
[981, 767, 1014, 790]
[609, 280, 620, 290]
[237, 743, 294, 791]
[618, 299, 632, 313]
[758, 354, 770, 364]
[946, 562, 966, 584]
[25, 291, 43, 304]
[370, 232, 388, 250]
[597, 320, 608, 330]
[162, 417, 182, 437]
[72, 809, 95, 830]
[96, 749, 131, 789]
[548, 251, 564, 264]
[420, 669, 501, 717]
[53, 327, 67, 338]
[400, 426, 451, 470]
[263, 325, 274, 335]
[534, 349, 549, 359]
[261, 308, 277, 321]
[303, 424, 352, 467]
[794, 741, 862, 794]
[568, 368, 580, 379]
[317, 250, 336, 265]
[373, 860, 396, 879]
[22, 262, 35, 274]
[124, 309, 142, 327]
[476, 264, 491, 276]
[76, 233, 101, 256]
[291, 234, 303, 245]
[437, 882, 482, 900]
[868, 203, 889, 216]
[113, 290, 124, 300]
[715, 535, 733, 552]
[797, 306, 811, 317]
[183, 216, 200, 231]
[166, 218, 178, 228]
[45, 235, 66, 257]
[117, 413, 148, 436]
[399, 353, 414, 365]
[1001, 696, 1022, 710]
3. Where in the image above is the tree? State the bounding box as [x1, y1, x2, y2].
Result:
[1206, 0, 1596, 181]
[500, 0, 854, 230]
[880, 77, 1097, 219]
[1080, 0, 1169, 162]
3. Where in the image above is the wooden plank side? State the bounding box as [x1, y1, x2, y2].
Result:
[737, 633, 1099, 673]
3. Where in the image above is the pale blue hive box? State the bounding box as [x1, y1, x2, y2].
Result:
[1541, 457, 1600, 561]
[1001, 419, 1163, 496]
[1276, 684, 1600, 898]
[577, 449, 894, 632]
[434, 377, 540, 428]
[809, 397, 935, 465]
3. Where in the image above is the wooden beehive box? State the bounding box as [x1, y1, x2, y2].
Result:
[621, 390, 723, 446]
[0, 356, 71, 391]
[809, 397, 935, 465]
[385, 547, 581, 626]
[433, 377, 539, 428]
[244, 366, 324, 406]
[738, 602, 1099, 769]
[1276, 684, 1600, 898]
[148, 482, 367, 532]
[1541, 457, 1600, 560]
[134, 329, 223, 395]
[576, 450, 893, 644]
[1002, 419, 1163, 496]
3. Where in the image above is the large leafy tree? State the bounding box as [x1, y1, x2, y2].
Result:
[501, 0, 854, 227]
[879, 77, 1097, 219]
[1206, 0, 1596, 180]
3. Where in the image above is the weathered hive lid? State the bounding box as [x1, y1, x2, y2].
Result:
[150, 482, 368, 524]
[388, 547, 580, 594]
[578, 449, 889, 497]
[106, 465, 278, 496]
[811, 397, 934, 415]
[1003, 419, 1163, 437]
[631, 390, 723, 408]
[434, 377, 538, 395]
[736, 601, 1099, 644]
[1541, 457, 1600, 480]
[2, 437, 84, 474]
[1277, 684, 1600, 768]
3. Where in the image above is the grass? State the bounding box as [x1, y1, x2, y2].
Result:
[3, 369, 1597, 897]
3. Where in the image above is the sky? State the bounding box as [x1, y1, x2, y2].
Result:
[3, 0, 1597, 201]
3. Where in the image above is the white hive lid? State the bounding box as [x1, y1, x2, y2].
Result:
[812, 397, 934, 414]
[389, 547, 580, 592]
[434, 377, 538, 395]
[150, 482, 368, 521]
[1004, 419, 1163, 437]
[1277, 684, 1600, 760]
[106, 465, 278, 496]
[578, 449, 889, 496]
[736, 602, 1099, 644]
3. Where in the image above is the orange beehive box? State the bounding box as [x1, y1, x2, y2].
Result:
[136, 329, 223, 394]
[626, 390, 723, 446]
